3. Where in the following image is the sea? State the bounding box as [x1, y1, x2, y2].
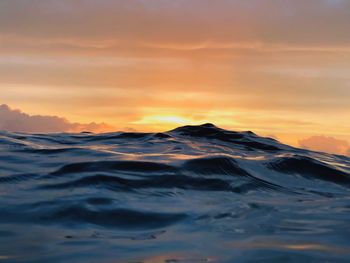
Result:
[0, 123, 349, 262]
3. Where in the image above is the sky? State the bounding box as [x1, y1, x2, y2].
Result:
[0, 0, 349, 155]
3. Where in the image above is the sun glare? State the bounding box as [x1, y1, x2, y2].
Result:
[133, 115, 193, 126]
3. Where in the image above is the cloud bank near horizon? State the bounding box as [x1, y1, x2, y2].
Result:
[299, 135, 350, 157]
[0, 104, 114, 133]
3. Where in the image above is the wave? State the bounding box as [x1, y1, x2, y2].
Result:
[170, 123, 282, 151]
[0, 124, 349, 262]
[267, 155, 350, 186]
[50, 160, 178, 176]
[0, 203, 187, 230]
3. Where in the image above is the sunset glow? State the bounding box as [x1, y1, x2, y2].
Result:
[133, 115, 197, 126]
[1, 2, 350, 261]
[0, 0, 349, 155]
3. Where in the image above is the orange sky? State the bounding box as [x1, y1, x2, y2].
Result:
[0, 0, 349, 155]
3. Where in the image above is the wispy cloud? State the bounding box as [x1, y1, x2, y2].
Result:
[1, 0, 350, 47]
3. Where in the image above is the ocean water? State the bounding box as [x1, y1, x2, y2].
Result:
[0, 123, 350, 263]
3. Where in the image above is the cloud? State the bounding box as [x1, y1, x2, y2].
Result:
[299, 135, 350, 156]
[1, 0, 350, 114]
[0, 104, 114, 133]
[1, 0, 350, 47]
[0, 0, 349, 139]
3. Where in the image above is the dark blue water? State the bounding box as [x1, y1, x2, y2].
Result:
[1, 123, 350, 262]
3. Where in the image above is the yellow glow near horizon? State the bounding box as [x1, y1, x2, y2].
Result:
[130, 114, 212, 131]
[133, 115, 193, 125]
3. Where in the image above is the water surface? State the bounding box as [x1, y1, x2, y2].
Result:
[1, 124, 350, 262]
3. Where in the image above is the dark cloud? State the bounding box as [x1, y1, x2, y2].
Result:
[0, 104, 114, 133]
[299, 135, 350, 156]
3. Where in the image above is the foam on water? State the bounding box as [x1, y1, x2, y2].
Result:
[0, 124, 350, 262]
